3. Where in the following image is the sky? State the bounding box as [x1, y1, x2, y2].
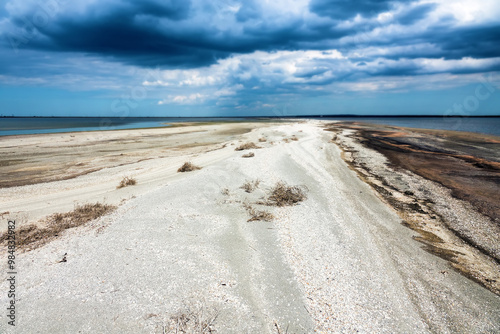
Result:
[0, 0, 499, 117]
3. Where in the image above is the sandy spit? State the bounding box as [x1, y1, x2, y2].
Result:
[0, 121, 499, 333]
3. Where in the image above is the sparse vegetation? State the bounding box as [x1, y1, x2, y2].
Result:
[242, 152, 255, 158]
[241, 179, 260, 193]
[178, 162, 202, 172]
[0, 203, 116, 250]
[117, 176, 137, 189]
[290, 136, 299, 141]
[162, 305, 219, 333]
[258, 137, 267, 142]
[221, 188, 230, 196]
[235, 142, 261, 151]
[282, 138, 290, 143]
[266, 181, 307, 206]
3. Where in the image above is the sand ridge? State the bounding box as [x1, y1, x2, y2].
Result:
[0, 121, 499, 333]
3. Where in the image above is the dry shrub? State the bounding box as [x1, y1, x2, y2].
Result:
[242, 152, 255, 158]
[282, 138, 290, 143]
[241, 179, 260, 193]
[0, 203, 116, 250]
[267, 182, 307, 206]
[221, 188, 230, 196]
[117, 176, 137, 189]
[290, 136, 299, 141]
[258, 137, 267, 142]
[178, 162, 202, 172]
[235, 142, 261, 151]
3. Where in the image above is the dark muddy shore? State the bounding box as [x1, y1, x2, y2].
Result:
[327, 121, 500, 295]
[336, 122, 500, 224]
[357, 125, 500, 226]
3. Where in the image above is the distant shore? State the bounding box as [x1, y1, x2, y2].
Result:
[2, 116, 500, 137]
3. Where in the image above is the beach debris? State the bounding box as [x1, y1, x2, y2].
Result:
[58, 253, 67, 263]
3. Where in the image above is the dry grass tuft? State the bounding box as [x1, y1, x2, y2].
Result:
[235, 142, 261, 151]
[258, 137, 267, 142]
[266, 181, 308, 206]
[243, 203, 274, 222]
[247, 208, 274, 222]
[282, 138, 290, 143]
[162, 305, 219, 333]
[178, 162, 202, 173]
[241, 179, 260, 193]
[290, 136, 299, 141]
[117, 176, 137, 189]
[0, 203, 116, 250]
[221, 188, 230, 196]
[242, 152, 255, 158]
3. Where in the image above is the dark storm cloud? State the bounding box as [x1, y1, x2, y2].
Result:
[4, 0, 228, 68]
[3, 0, 341, 68]
[1, 0, 499, 73]
[396, 3, 437, 25]
[134, 0, 192, 19]
[309, 0, 405, 20]
[430, 24, 500, 60]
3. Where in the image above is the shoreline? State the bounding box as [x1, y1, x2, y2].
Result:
[327, 121, 500, 295]
[0, 120, 499, 333]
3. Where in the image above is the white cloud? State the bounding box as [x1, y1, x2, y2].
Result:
[158, 93, 207, 105]
[432, 0, 500, 25]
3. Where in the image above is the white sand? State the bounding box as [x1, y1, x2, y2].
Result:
[0, 121, 499, 333]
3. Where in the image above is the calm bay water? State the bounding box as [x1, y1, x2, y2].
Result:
[318, 116, 500, 137]
[0, 117, 256, 136]
[0, 116, 499, 137]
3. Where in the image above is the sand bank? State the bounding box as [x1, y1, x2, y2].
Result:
[0, 121, 499, 333]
